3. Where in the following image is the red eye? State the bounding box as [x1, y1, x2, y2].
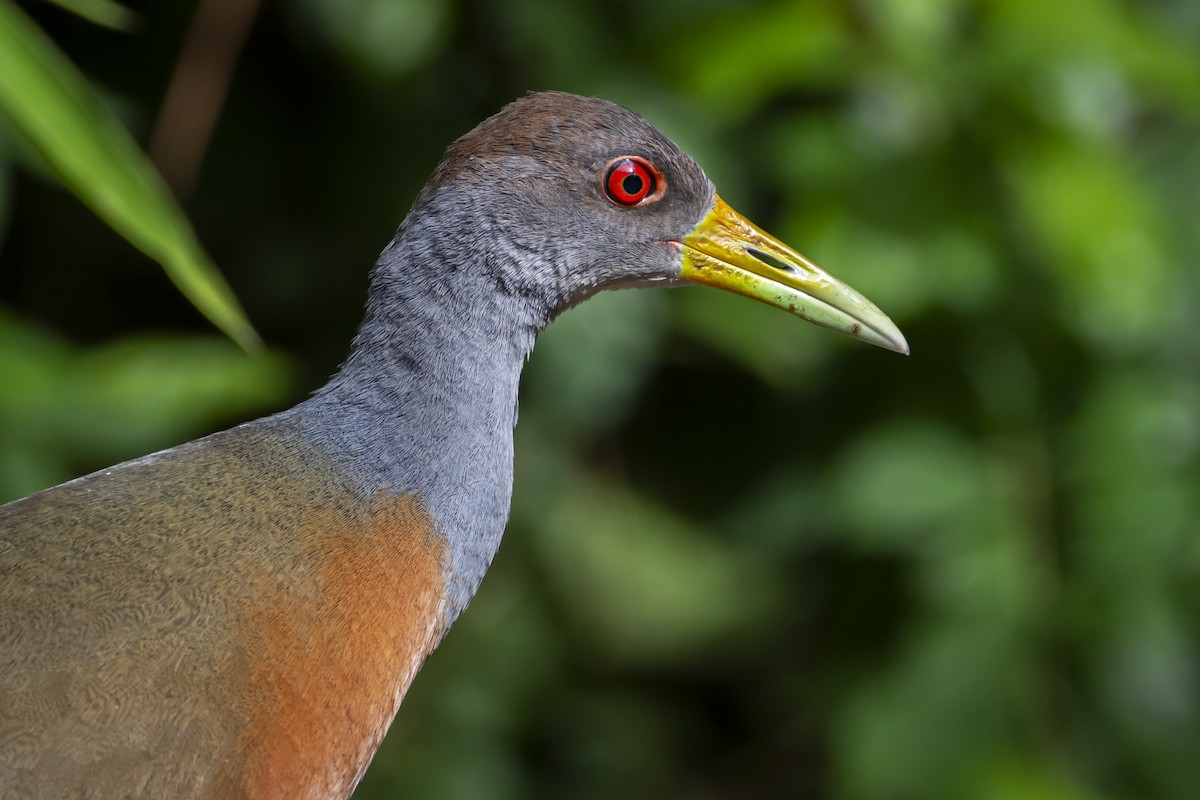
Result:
[604, 157, 656, 206]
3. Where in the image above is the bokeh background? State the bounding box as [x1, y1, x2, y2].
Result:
[3, 0, 1200, 798]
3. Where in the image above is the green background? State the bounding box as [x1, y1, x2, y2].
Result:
[2, 0, 1199, 798]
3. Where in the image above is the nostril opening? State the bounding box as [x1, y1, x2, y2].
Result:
[747, 247, 798, 274]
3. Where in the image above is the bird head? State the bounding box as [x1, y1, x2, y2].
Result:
[399, 92, 907, 354]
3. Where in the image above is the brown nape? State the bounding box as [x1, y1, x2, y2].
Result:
[421, 91, 683, 197]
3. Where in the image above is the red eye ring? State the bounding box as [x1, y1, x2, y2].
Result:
[603, 157, 659, 206]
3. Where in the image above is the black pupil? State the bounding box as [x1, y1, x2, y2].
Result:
[622, 172, 644, 196]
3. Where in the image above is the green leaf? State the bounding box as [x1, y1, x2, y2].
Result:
[40, 0, 137, 31]
[0, 0, 259, 350]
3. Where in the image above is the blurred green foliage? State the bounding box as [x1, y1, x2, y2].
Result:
[2, 0, 1199, 798]
[0, 0, 259, 347]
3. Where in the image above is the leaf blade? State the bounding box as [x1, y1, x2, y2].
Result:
[0, 0, 260, 350]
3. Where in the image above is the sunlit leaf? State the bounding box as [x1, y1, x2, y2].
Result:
[41, 0, 137, 31]
[0, 0, 259, 349]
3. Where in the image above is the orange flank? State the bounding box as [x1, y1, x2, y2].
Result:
[235, 495, 447, 799]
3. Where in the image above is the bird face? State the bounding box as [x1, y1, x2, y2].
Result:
[408, 92, 907, 353]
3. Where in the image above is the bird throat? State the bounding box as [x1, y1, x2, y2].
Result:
[291, 223, 547, 629]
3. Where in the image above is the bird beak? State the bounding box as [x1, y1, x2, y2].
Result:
[679, 195, 909, 354]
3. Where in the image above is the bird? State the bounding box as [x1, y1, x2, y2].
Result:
[0, 92, 907, 799]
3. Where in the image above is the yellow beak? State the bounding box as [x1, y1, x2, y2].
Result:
[680, 196, 909, 354]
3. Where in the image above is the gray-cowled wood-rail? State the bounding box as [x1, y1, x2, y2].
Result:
[0, 92, 907, 799]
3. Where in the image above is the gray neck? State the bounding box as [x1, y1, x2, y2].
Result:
[282, 215, 550, 623]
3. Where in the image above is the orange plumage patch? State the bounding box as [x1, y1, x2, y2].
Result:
[232, 494, 447, 800]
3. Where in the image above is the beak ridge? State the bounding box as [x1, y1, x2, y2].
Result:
[679, 196, 909, 355]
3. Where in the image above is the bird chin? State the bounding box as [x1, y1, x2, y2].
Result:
[607, 275, 690, 291]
